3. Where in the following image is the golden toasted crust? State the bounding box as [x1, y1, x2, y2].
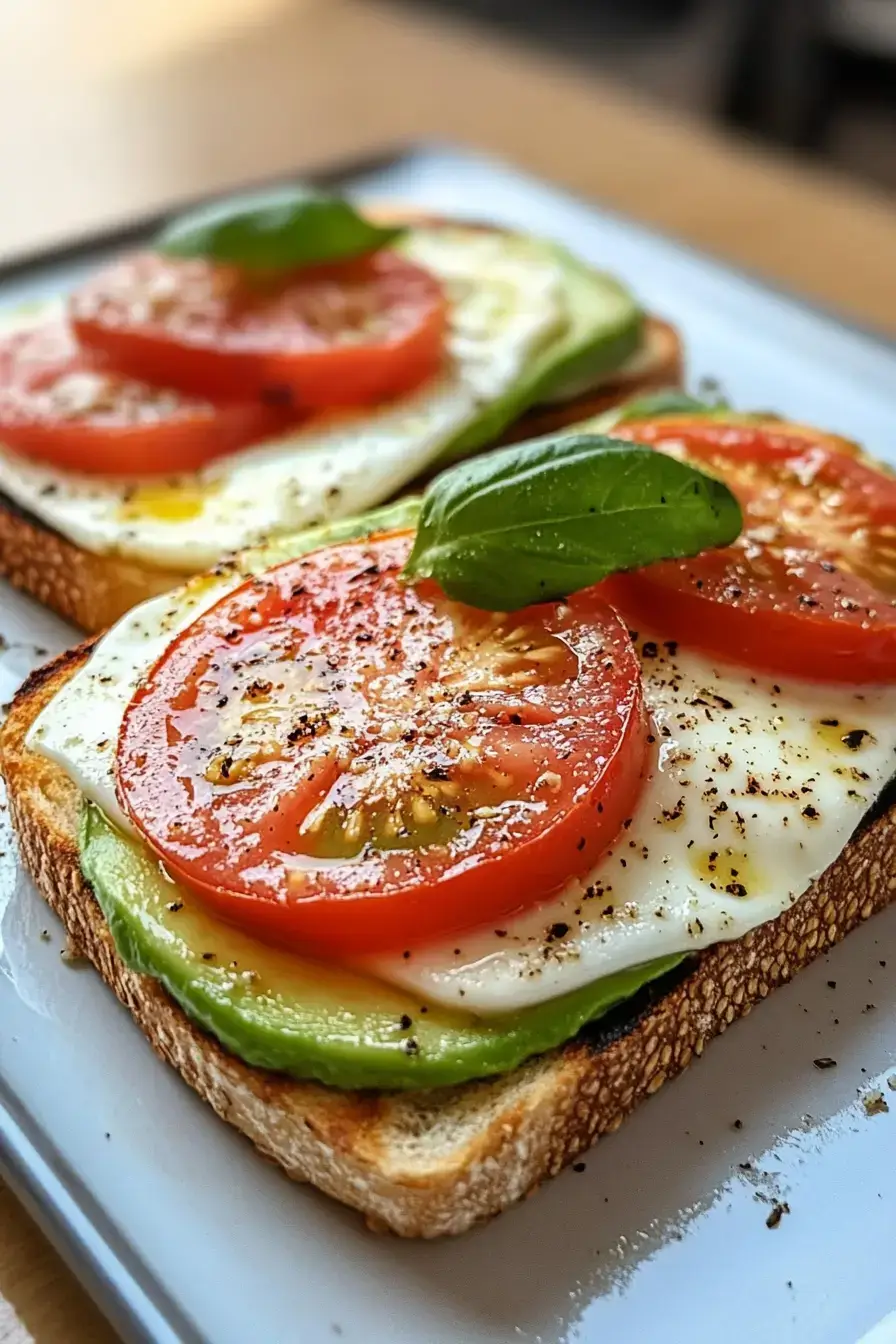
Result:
[0, 496, 188, 631]
[1, 649, 894, 1237]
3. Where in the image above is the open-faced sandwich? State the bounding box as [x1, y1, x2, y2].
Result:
[0, 187, 680, 631]
[2, 395, 894, 1237]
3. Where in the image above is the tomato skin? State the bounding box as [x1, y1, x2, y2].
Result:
[71, 251, 447, 411]
[617, 418, 896, 532]
[617, 416, 864, 463]
[116, 532, 648, 954]
[604, 542, 896, 682]
[609, 417, 896, 683]
[0, 322, 289, 475]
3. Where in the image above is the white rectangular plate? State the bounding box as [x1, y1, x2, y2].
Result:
[1, 146, 895, 1344]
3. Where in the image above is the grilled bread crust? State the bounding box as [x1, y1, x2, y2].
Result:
[1, 646, 893, 1237]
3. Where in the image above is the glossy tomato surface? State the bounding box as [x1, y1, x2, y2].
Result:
[605, 418, 896, 681]
[71, 251, 447, 411]
[0, 322, 287, 475]
[117, 532, 648, 953]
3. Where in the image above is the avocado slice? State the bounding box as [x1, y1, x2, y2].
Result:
[397, 227, 643, 470]
[528, 247, 645, 400]
[81, 805, 681, 1092]
[256, 495, 422, 566]
[440, 245, 642, 466]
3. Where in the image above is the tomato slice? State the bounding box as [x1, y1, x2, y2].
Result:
[604, 418, 896, 682]
[0, 322, 289, 475]
[116, 532, 647, 954]
[70, 251, 447, 411]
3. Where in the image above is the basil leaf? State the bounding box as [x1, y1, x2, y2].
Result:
[157, 185, 403, 271]
[403, 433, 742, 611]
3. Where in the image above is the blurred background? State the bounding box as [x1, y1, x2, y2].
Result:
[1, 0, 895, 308]
[410, 0, 896, 192]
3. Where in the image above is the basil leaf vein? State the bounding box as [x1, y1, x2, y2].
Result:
[157, 185, 403, 271]
[402, 432, 742, 610]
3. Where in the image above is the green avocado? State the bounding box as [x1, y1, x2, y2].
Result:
[398, 229, 643, 470]
[529, 247, 645, 401]
[254, 495, 422, 567]
[80, 805, 681, 1092]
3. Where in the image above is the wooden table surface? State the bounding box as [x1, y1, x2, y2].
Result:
[2, 1, 896, 1340]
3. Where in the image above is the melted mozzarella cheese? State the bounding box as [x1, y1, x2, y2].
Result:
[31, 576, 896, 1018]
[0, 229, 564, 571]
[366, 641, 896, 1010]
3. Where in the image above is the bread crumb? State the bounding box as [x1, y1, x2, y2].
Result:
[863, 1090, 889, 1117]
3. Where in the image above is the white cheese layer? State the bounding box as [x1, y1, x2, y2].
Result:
[30, 584, 896, 1015]
[0, 229, 564, 572]
[367, 643, 896, 1010]
[28, 575, 245, 822]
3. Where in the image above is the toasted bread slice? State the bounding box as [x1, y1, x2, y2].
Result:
[0, 198, 682, 633]
[2, 646, 893, 1238]
[0, 317, 680, 634]
[0, 493, 192, 637]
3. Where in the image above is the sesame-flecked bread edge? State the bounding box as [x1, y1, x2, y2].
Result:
[0, 205, 681, 633]
[0, 495, 189, 633]
[6, 642, 892, 1239]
